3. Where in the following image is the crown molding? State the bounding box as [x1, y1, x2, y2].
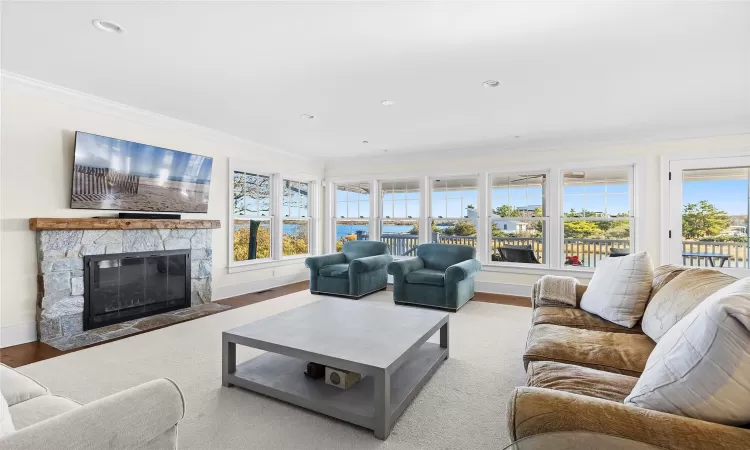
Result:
[0, 70, 307, 160]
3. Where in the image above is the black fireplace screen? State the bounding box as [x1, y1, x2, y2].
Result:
[83, 250, 191, 330]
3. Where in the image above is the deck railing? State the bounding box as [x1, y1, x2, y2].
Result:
[358, 233, 749, 269]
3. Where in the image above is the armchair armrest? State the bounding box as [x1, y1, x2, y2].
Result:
[1, 378, 185, 450]
[305, 253, 347, 273]
[507, 387, 750, 450]
[387, 258, 424, 278]
[350, 254, 393, 273]
[445, 259, 482, 283]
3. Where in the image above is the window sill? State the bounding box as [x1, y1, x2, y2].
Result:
[227, 258, 308, 274]
[481, 263, 595, 278]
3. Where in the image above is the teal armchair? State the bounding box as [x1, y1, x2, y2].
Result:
[387, 243, 481, 311]
[305, 241, 392, 298]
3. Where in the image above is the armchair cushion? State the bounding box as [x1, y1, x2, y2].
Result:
[349, 254, 392, 273]
[445, 259, 482, 284]
[318, 263, 349, 278]
[405, 269, 445, 286]
[9, 395, 80, 430]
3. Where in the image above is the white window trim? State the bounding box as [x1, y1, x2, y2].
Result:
[377, 178, 422, 258]
[228, 160, 318, 271]
[485, 170, 550, 269]
[329, 180, 374, 253]
[662, 154, 750, 277]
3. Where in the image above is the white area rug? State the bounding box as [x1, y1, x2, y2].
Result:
[18, 291, 531, 449]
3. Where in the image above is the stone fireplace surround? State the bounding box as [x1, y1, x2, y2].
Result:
[31, 218, 221, 349]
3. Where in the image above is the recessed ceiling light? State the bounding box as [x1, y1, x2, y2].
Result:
[513, 135, 520, 139]
[362, 140, 369, 144]
[383, 149, 389, 153]
[300, 114, 315, 120]
[482, 80, 500, 88]
[92, 19, 125, 34]
[381, 100, 394, 106]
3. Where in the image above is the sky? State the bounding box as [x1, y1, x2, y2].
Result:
[75, 132, 213, 183]
[683, 179, 749, 216]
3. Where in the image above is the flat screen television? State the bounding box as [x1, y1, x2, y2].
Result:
[71, 131, 213, 213]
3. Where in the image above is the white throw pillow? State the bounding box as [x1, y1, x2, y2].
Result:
[580, 251, 654, 328]
[0, 393, 15, 437]
[625, 277, 750, 425]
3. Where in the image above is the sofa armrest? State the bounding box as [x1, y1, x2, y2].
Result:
[1, 379, 185, 450]
[387, 258, 424, 279]
[507, 387, 750, 450]
[350, 254, 393, 273]
[305, 253, 347, 273]
[445, 259, 482, 284]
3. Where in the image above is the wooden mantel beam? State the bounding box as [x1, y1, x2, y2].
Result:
[29, 218, 221, 231]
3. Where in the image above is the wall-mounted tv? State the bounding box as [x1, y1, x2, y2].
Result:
[71, 132, 213, 213]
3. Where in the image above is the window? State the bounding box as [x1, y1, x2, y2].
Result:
[334, 182, 371, 252]
[489, 173, 547, 265]
[562, 168, 632, 268]
[431, 177, 478, 247]
[668, 157, 749, 272]
[282, 179, 310, 257]
[233, 171, 272, 262]
[379, 180, 420, 256]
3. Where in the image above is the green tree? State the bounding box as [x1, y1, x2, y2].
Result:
[682, 201, 730, 240]
[494, 205, 521, 217]
[564, 221, 604, 239]
[443, 220, 476, 236]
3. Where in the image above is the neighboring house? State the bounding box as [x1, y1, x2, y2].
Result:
[466, 207, 529, 233]
[724, 225, 748, 237]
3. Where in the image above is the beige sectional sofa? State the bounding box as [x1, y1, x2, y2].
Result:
[507, 265, 750, 450]
[0, 363, 185, 449]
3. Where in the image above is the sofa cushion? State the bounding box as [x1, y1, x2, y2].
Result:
[580, 251, 654, 328]
[8, 395, 81, 430]
[527, 360, 639, 403]
[524, 324, 655, 376]
[0, 365, 49, 407]
[405, 268, 445, 286]
[625, 277, 750, 426]
[649, 264, 688, 301]
[0, 393, 14, 437]
[533, 306, 644, 334]
[318, 263, 349, 278]
[641, 268, 737, 342]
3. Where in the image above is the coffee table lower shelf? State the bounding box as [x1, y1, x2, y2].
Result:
[223, 342, 447, 439]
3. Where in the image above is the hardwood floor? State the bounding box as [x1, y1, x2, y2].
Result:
[0, 281, 528, 368]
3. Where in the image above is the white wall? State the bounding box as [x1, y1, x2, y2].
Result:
[324, 133, 750, 294]
[0, 74, 324, 346]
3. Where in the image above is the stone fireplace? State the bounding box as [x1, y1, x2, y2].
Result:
[31, 218, 220, 349]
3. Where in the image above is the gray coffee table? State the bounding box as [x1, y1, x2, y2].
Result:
[222, 298, 449, 440]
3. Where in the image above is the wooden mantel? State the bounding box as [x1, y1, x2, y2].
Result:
[29, 218, 221, 231]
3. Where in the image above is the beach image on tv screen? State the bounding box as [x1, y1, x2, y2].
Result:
[71, 132, 213, 213]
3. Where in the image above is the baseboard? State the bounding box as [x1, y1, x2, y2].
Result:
[1, 322, 37, 348]
[474, 281, 531, 297]
[214, 272, 308, 300]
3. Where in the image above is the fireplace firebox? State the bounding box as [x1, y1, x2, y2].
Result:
[83, 249, 191, 330]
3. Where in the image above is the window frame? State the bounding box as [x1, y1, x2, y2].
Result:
[486, 171, 550, 269]
[664, 155, 750, 277]
[280, 177, 313, 260]
[328, 180, 374, 253]
[427, 174, 481, 249]
[228, 160, 318, 269]
[559, 165, 635, 271]
[378, 178, 422, 258]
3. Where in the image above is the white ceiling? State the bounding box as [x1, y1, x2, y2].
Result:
[3, 1, 750, 160]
